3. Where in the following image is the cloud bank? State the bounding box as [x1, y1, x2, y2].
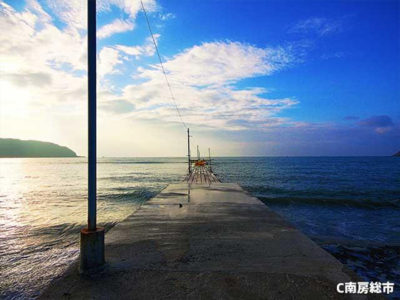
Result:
[110, 41, 299, 130]
[1, 1, 397, 156]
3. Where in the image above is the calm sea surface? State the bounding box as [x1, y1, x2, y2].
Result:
[0, 157, 399, 299]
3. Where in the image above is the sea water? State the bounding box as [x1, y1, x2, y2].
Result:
[215, 156, 400, 299]
[0, 157, 399, 299]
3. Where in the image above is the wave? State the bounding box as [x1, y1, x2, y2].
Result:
[257, 195, 400, 209]
[241, 184, 400, 209]
[98, 190, 158, 202]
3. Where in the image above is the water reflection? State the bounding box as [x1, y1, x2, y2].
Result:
[0, 157, 186, 299]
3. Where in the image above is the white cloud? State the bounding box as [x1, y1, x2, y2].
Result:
[159, 12, 175, 21]
[26, 0, 52, 23]
[98, 18, 134, 39]
[45, 0, 86, 29]
[290, 17, 343, 36]
[99, 47, 123, 78]
[0, 2, 86, 72]
[116, 41, 298, 130]
[44, 0, 157, 30]
[139, 41, 293, 87]
[0, 1, 87, 146]
[99, 0, 157, 18]
[98, 34, 160, 80]
[115, 34, 159, 57]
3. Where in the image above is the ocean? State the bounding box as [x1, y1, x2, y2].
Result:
[0, 157, 399, 299]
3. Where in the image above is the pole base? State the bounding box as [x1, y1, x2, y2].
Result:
[79, 227, 105, 273]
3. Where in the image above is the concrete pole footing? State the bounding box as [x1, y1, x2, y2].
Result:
[79, 227, 105, 273]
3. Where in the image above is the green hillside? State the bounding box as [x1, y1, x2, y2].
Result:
[0, 138, 77, 157]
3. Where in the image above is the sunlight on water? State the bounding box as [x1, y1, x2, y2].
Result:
[0, 157, 186, 299]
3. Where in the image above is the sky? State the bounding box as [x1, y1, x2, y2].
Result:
[0, 0, 399, 157]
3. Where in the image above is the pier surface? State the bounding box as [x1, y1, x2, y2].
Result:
[41, 182, 367, 299]
[186, 166, 220, 184]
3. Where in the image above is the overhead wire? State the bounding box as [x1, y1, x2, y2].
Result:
[140, 0, 187, 129]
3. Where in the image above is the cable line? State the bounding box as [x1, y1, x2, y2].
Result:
[140, 0, 187, 129]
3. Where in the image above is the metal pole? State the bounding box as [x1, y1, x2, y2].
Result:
[88, 0, 96, 231]
[197, 145, 200, 160]
[80, 0, 104, 273]
[208, 148, 211, 172]
[187, 128, 191, 174]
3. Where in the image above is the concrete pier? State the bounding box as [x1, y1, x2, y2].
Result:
[40, 182, 369, 299]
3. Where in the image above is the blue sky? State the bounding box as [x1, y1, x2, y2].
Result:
[158, 0, 400, 121]
[0, 0, 399, 156]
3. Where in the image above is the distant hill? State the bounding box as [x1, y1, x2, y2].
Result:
[0, 138, 77, 158]
[393, 151, 400, 157]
